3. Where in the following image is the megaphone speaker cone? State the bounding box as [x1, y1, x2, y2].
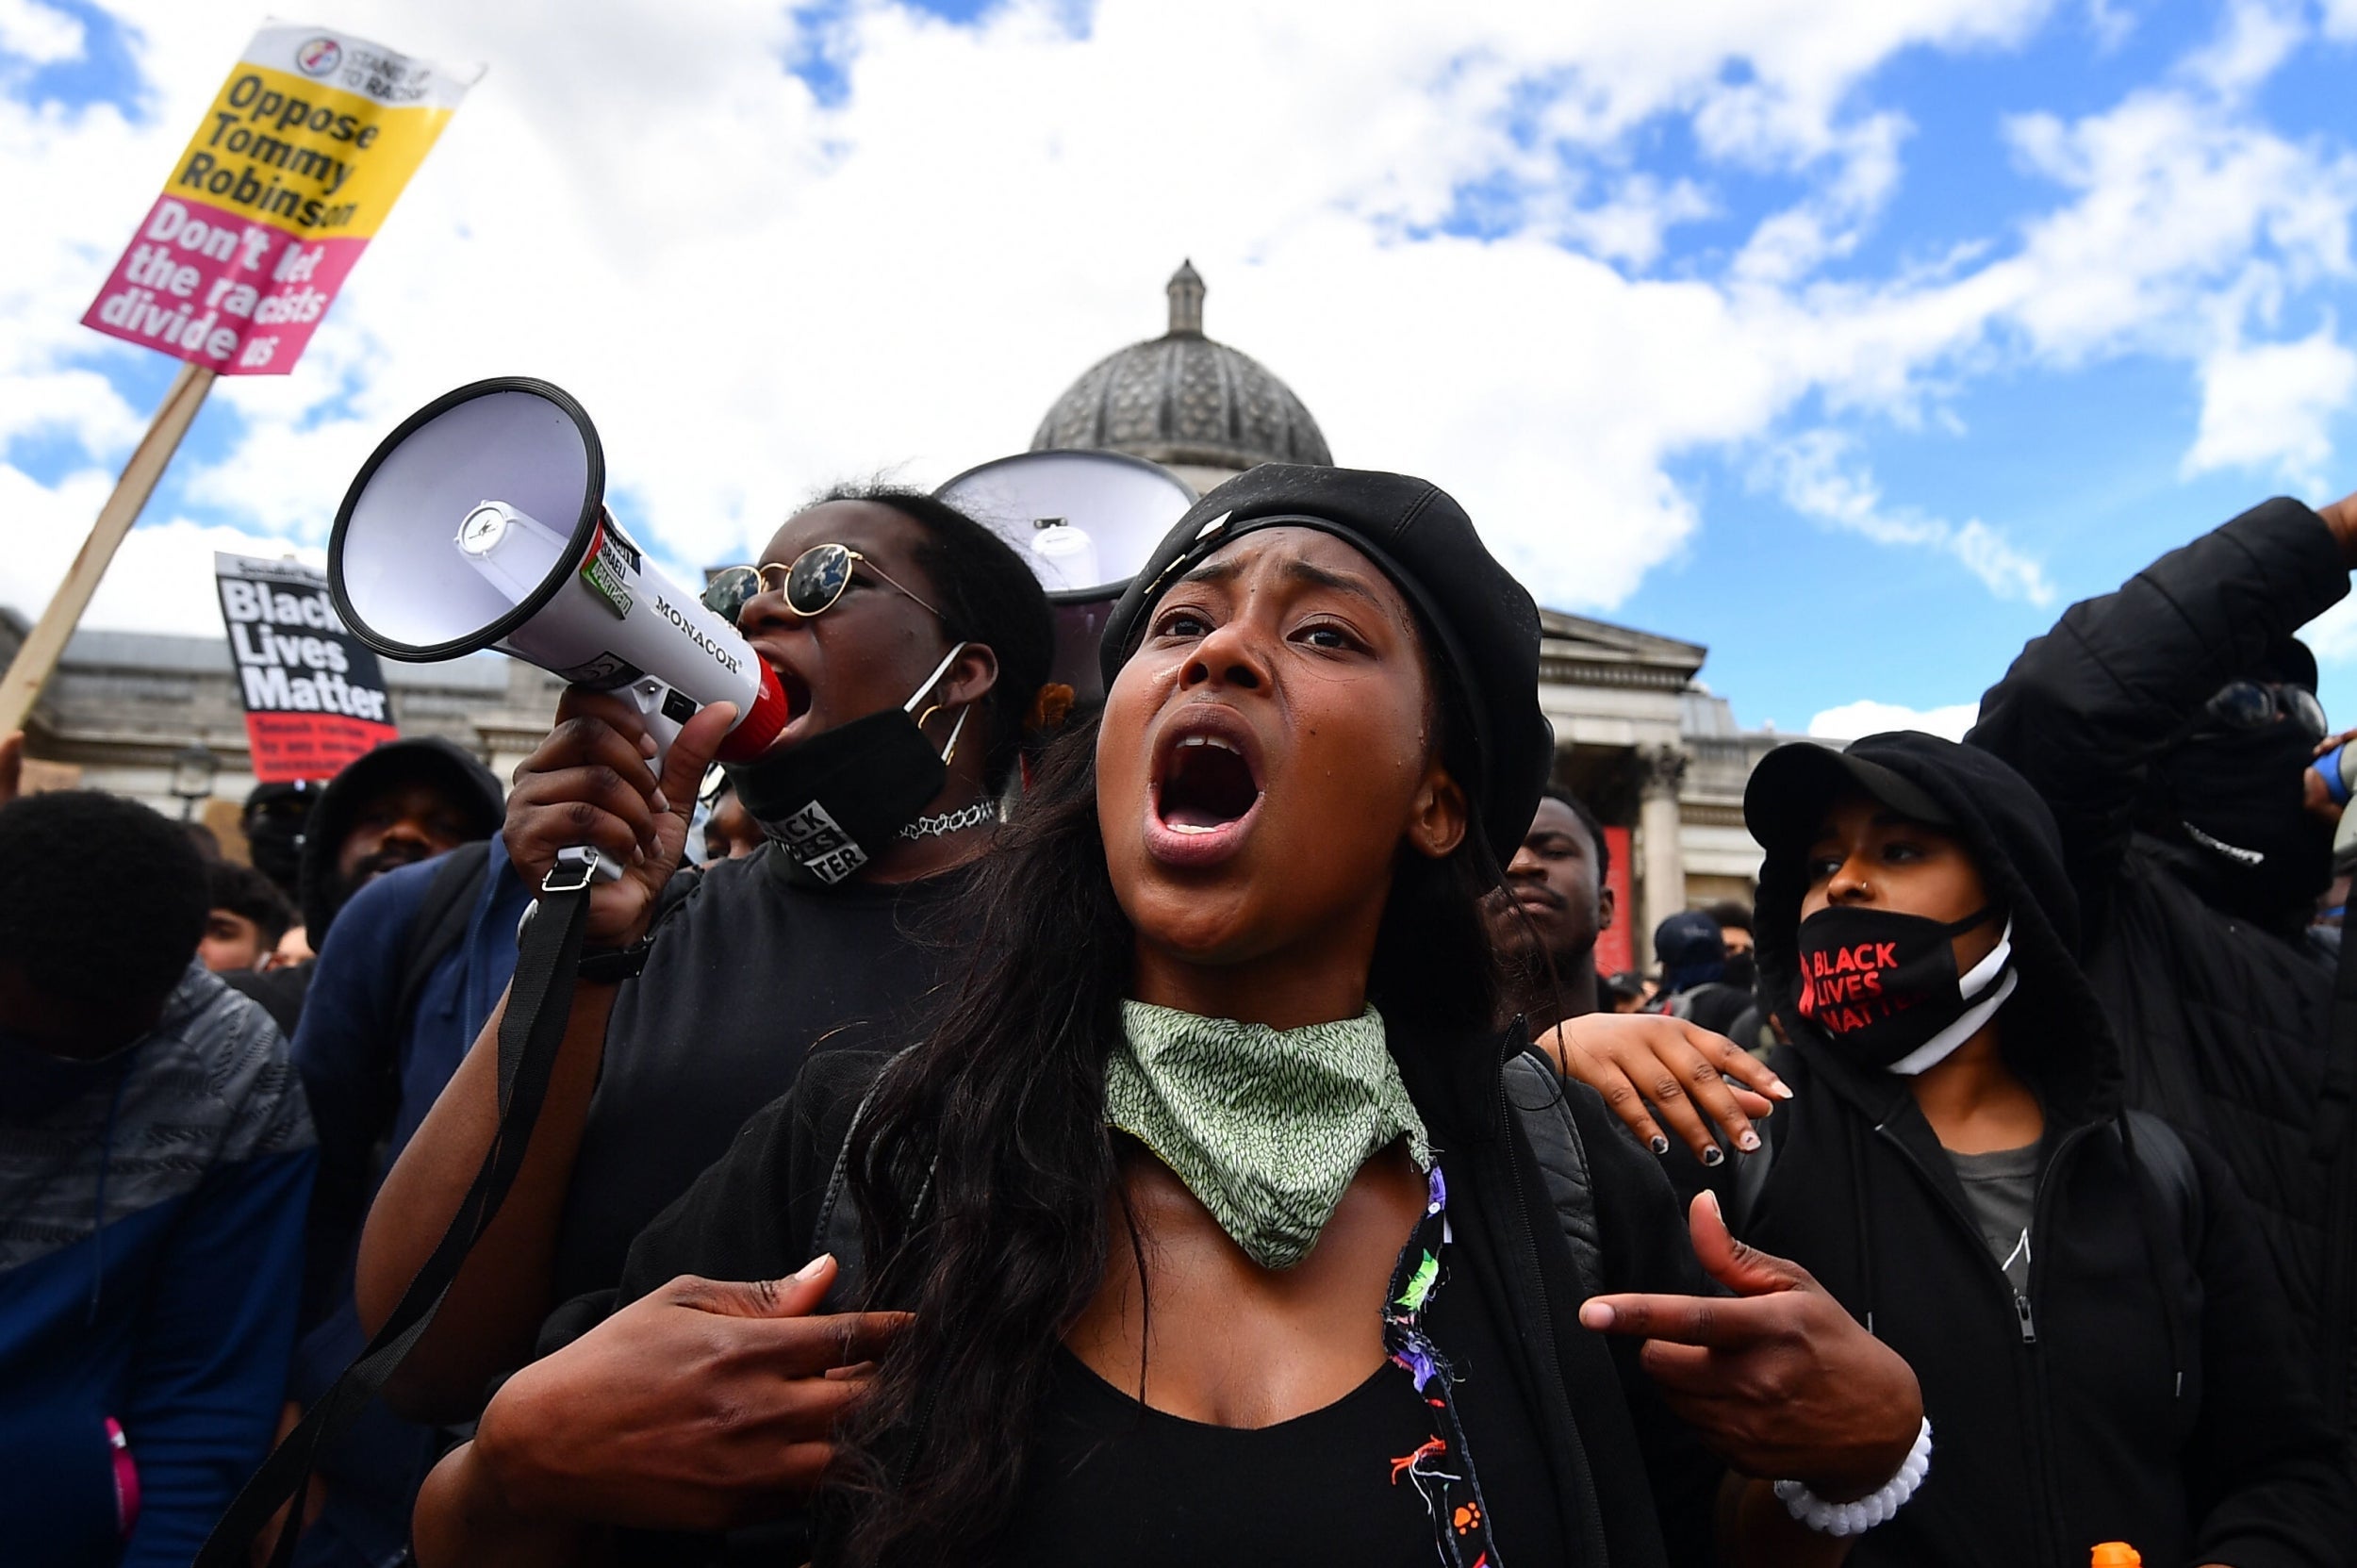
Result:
[330, 376, 791, 767]
[332, 379, 605, 660]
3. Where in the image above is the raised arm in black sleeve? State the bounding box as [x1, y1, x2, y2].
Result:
[1968, 497, 2349, 901]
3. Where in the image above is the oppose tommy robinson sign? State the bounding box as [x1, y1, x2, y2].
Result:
[82, 22, 479, 375]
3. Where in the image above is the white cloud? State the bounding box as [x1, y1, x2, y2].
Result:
[1807, 699, 1982, 741]
[2306, 593, 2357, 665]
[0, 460, 321, 637]
[0, 0, 2349, 652]
[0, 0, 83, 66]
[2184, 322, 2357, 489]
[2179, 0, 2306, 96]
[1761, 431, 2057, 602]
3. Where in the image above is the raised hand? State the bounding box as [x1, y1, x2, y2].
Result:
[1580, 1192, 1921, 1501]
[469, 1255, 908, 1532]
[502, 692, 738, 949]
[1539, 1013, 1790, 1164]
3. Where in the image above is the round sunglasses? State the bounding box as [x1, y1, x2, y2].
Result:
[2205, 678, 2327, 741]
[701, 542, 941, 627]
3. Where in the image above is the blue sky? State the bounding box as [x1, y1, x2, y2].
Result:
[6, 0, 2357, 741]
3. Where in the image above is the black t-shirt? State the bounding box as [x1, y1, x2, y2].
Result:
[1002, 1254, 1572, 1564]
[547, 846, 977, 1304]
[554, 1048, 1722, 1567]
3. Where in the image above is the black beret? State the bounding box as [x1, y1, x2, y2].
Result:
[1099, 463, 1552, 861]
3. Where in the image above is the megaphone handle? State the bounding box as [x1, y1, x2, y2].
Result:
[621, 675, 686, 776]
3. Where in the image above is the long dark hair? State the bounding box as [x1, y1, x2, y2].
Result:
[832, 639, 1506, 1566]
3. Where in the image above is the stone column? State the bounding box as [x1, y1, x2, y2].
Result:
[1635, 744, 1689, 969]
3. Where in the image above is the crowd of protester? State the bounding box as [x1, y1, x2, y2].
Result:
[8, 471, 2357, 1566]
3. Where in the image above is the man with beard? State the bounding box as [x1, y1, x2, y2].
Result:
[1493, 788, 1786, 1175]
[220, 739, 504, 1034]
[1969, 490, 2357, 1488]
[352, 487, 1055, 1443]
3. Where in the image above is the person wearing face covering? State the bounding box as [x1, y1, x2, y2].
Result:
[1655, 910, 1755, 1038]
[414, 466, 1925, 1568]
[1968, 493, 2357, 1481]
[1735, 733, 2351, 1565]
[353, 487, 1055, 1432]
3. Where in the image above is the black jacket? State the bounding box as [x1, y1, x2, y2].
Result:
[1742, 732, 2350, 1566]
[552, 1035, 1731, 1565]
[1969, 498, 2357, 1447]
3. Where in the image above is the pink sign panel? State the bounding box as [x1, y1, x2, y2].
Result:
[82, 197, 365, 375]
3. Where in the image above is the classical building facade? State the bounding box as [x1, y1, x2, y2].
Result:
[9, 262, 1786, 966]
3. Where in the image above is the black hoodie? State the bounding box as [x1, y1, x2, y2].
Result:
[1739, 732, 2349, 1567]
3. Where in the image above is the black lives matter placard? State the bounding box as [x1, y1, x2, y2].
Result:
[215, 552, 398, 782]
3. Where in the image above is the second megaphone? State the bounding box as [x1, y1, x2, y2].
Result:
[330, 377, 791, 775]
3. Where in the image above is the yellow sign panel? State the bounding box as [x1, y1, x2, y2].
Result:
[83, 24, 482, 373]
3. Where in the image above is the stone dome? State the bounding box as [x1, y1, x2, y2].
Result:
[1030, 261, 1332, 482]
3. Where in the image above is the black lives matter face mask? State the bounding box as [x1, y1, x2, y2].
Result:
[1794, 905, 2017, 1076]
[723, 643, 967, 886]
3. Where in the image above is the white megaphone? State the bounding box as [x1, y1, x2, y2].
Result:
[330, 378, 792, 875]
[935, 449, 1195, 704]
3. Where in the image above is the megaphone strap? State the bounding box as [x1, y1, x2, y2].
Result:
[195, 860, 601, 1568]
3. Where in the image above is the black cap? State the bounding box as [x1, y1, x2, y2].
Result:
[1743, 739, 1955, 853]
[1653, 908, 1726, 968]
[1099, 463, 1552, 860]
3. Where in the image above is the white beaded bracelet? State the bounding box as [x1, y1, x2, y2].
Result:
[1771, 1418, 1933, 1537]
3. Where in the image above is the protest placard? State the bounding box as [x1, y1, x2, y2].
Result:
[81, 23, 481, 376]
[216, 553, 397, 782]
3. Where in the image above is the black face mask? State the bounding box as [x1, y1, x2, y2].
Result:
[723, 644, 967, 887]
[1722, 950, 1757, 992]
[1794, 904, 2015, 1075]
[2165, 724, 2334, 921]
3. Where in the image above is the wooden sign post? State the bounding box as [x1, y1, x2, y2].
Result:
[0, 363, 215, 734]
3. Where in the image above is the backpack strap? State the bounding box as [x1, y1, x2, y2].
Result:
[389, 841, 492, 1039]
[1504, 1048, 1607, 1297]
[809, 1082, 882, 1307]
[2122, 1109, 2203, 1255]
[2119, 1109, 2204, 1402]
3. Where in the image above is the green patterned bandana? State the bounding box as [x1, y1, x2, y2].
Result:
[1104, 999, 1431, 1270]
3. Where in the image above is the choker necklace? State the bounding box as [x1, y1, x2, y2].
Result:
[899, 801, 997, 841]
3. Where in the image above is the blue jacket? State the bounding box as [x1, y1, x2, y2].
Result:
[0, 965, 317, 1568]
[285, 836, 526, 1568]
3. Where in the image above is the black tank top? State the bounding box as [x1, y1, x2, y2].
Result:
[997, 1348, 1442, 1565]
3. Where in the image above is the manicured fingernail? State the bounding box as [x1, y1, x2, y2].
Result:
[1578, 1301, 1614, 1329]
[639, 734, 658, 757]
[1702, 1145, 1725, 1167]
[1706, 1189, 1723, 1221]
[651, 790, 669, 815]
[1738, 1130, 1761, 1153]
[1769, 1081, 1795, 1100]
[794, 1253, 832, 1281]
[1649, 1135, 1670, 1156]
